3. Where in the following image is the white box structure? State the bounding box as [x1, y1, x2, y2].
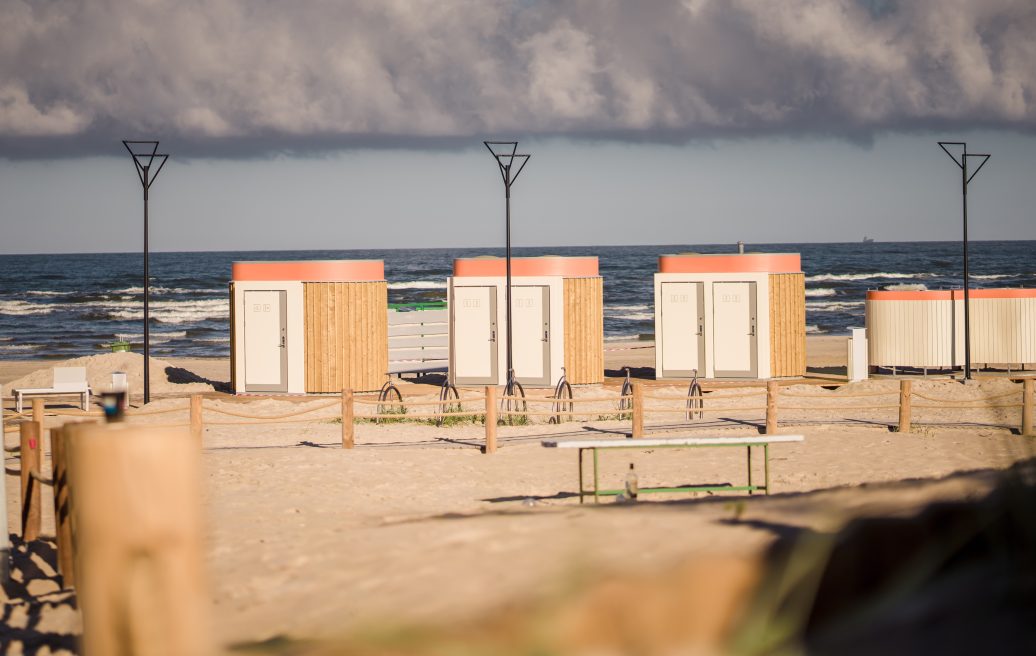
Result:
[448, 256, 602, 388]
[654, 253, 805, 380]
[866, 288, 1036, 370]
[230, 260, 387, 394]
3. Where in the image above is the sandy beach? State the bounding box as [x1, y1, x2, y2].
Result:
[2, 336, 1034, 653]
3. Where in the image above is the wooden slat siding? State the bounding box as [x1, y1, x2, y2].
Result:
[563, 277, 604, 384]
[769, 273, 806, 377]
[304, 281, 388, 393]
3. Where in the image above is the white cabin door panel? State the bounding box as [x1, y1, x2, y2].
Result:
[244, 290, 287, 391]
[660, 282, 705, 377]
[511, 285, 551, 386]
[452, 286, 498, 385]
[713, 282, 758, 378]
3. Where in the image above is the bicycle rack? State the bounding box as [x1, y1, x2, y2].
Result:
[685, 369, 703, 421]
[618, 367, 633, 418]
[377, 379, 403, 424]
[501, 369, 527, 425]
[436, 379, 460, 427]
[549, 368, 573, 424]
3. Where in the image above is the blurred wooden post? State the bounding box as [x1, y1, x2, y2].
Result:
[484, 386, 497, 454]
[70, 424, 212, 656]
[50, 426, 75, 588]
[19, 421, 42, 541]
[342, 389, 354, 449]
[765, 381, 779, 435]
[1022, 378, 1034, 437]
[898, 379, 912, 433]
[190, 395, 203, 445]
[32, 398, 44, 424]
[631, 384, 644, 438]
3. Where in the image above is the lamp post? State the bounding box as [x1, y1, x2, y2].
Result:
[937, 141, 990, 381]
[123, 140, 169, 404]
[483, 141, 530, 395]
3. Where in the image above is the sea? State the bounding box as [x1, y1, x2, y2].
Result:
[0, 241, 1033, 360]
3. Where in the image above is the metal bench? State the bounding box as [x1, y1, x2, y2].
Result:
[541, 435, 805, 503]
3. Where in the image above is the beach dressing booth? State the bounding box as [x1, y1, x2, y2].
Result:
[866, 288, 1036, 371]
[654, 253, 805, 380]
[230, 260, 388, 394]
[448, 256, 603, 387]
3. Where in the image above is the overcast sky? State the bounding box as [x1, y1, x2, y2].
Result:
[1, 0, 1034, 254]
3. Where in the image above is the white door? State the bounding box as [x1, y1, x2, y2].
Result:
[244, 290, 287, 392]
[511, 285, 551, 386]
[713, 282, 757, 378]
[452, 286, 498, 385]
[660, 282, 705, 377]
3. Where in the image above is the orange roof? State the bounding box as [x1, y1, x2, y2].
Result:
[868, 288, 1036, 301]
[658, 253, 801, 274]
[453, 256, 599, 277]
[232, 260, 385, 282]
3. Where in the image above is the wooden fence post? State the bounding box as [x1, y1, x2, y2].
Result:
[766, 381, 779, 435]
[898, 379, 912, 433]
[484, 386, 498, 453]
[32, 398, 44, 424]
[1022, 378, 1034, 437]
[190, 395, 203, 445]
[19, 421, 42, 541]
[50, 426, 75, 588]
[342, 389, 354, 449]
[69, 424, 211, 656]
[631, 384, 644, 438]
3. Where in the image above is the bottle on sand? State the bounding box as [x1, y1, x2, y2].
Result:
[625, 463, 639, 501]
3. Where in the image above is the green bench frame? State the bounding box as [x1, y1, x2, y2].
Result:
[541, 435, 804, 504]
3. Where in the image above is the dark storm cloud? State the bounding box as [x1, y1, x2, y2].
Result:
[1, 0, 1033, 158]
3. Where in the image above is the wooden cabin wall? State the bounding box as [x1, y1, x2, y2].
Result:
[563, 276, 604, 384]
[304, 281, 388, 393]
[769, 273, 806, 377]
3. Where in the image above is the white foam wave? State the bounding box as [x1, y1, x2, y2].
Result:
[25, 290, 64, 297]
[806, 301, 865, 312]
[0, 343, 40, 352]
[970, 274, 1014, 280]
[110, 331, 188, 344]
[884, 283, 928, 291]
[388, 280, 447, 290]
[606, 304, 651, 313]
[609, 312, 654, 321]
[105, 299, 228, 323]
[805, 272, 931, 282]
[111, 286, 224, 295]
[804, 288, 836, 297]
[0, 300, 56, 316]
[805, 325, 824, 334]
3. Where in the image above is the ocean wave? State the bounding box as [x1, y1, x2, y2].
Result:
[806, 301, 865, 312]
[24, 290, 64, 297]
[0, 300, 56, 316]
[0, 343, 40, 352]
[805, 325, 824, 334]
[388, 280, 447, 290]
[105, 299, 229, 323]
[111, 286, 224, 295]
[884, 283, 928, 291]
[805, 272, 932, 282]
[804, 288, 836, 297]
[970, 274, 1014, 280]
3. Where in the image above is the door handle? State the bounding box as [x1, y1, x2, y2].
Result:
[696, 319, 704, 337]
[490, 329, 496, 342]
[280, 330, 286, 348]
[542, 330, 549, 342]
[749, 319, 756, 337]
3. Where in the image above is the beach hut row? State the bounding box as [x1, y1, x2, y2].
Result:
[229, 253, 809, 394]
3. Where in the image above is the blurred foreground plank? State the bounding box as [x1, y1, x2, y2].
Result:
[66, 423, 211, 656]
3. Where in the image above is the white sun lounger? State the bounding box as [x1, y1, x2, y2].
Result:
[14, 367, 91, 412]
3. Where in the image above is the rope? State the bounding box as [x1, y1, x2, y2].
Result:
[362, 410, 483, 420]
[46, 409, 105, 417]
[641, 406, 767, 415]
[124, 404, 190, 416]
[353, 396, 486, 407]
[202, 401, 338, 420]
[497, 394, 629, 405]
[913, 403, 1023, 410]
[779, 389, 896, 399]
[2, 411, 30, 421]
[780, 404, 900, 411]
[910, 390, 1022, 403]
[642, 391, 762, 401]
[29, 469, 53, 486]
[205, 417, 349, 426]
